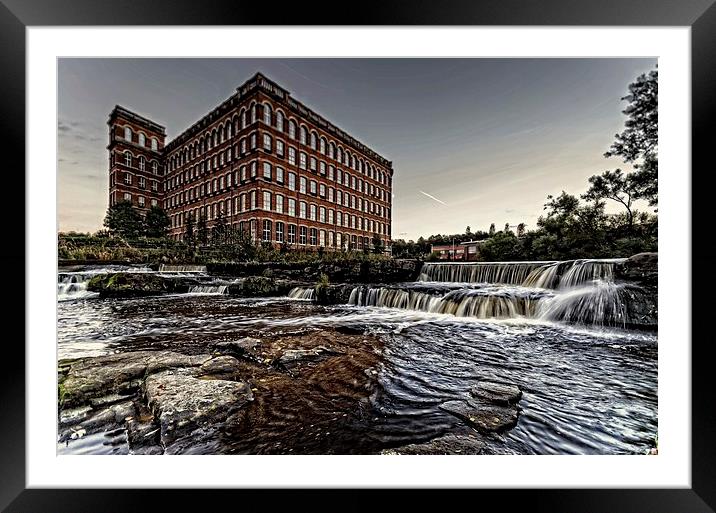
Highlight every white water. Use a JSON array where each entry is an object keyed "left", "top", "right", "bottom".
[
  {"left": 158, "top": 264, "right": 207, "bottom": 273},
  {"left": 288, "top": 287, "right": 315, "bottom": 300},
  {"left": 188, "top": 285, "right": 228, "bottom": 295},
  {"left": 349, "top": 258, "right": 643, "bottom": 328},
  {"left": 57, "top": 266, "right": 152, "bottom": 301}
]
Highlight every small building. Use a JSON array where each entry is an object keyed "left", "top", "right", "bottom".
[{"left": 430, "top": 240, "right": 486, "bottom": 261}]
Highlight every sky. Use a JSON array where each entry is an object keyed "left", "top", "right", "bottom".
[{"left": 58, "top": 58, "right": 656, "bottom": 240}]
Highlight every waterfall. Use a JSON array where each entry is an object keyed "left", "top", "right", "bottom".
[
  {"left": 537, "top": 280, "right": 629, "bottom": 327},
  {"left": 419, "top": 262, "right": 554, "bottom": 285},
  {"left": 58, "top": 273, "right": 98, "bottom": 301},
  {"left": 188, "top": 285, "right": 227, "bottom": 294},
  {"left": 419, "top": 259, "right": 625, "bottom": 290},
  {"left": 159, "top": 264, "right": 207, "bottom": 273},
  {"left": 348, "top": 285, "right": 548, "bottom": 320},
  {"left": 288, "top": 287, "right": 315, "bottom": 300}
]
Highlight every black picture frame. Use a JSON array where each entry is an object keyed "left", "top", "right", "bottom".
[{"left": 2, "top": 1, "right": 713, "bottom": 511}]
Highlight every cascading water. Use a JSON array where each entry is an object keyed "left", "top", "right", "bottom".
[
  {"left": 288, "top": 287, "right": 315, "bottom": 300},
  {"left": 58, "top": 273, "right": 98, "bottom": 301},
  {"left": 188, "top": 285, "right": 228, "bottom": 295},
  {"left": 348, "top": 258, "right": 645, "bottom": 328},
  {"left": 158, "top": 264, "right": 207, "bottom": 273}
]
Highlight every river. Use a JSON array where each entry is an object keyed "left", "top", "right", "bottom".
[{"left": 57, "top": 259, "right": 658, "bottom": 455}]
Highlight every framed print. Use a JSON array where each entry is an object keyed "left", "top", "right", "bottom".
[{"left": 3, "top": 0, "right": 715, "bottom": 511}]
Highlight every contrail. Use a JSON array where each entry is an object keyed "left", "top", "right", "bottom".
[{"left": 419, "top": 190, "right": 448, "bottom": 206}]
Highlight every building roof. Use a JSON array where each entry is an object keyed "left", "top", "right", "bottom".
[{"left": 108, "top": 105, "right": 166, "bottom": 134}]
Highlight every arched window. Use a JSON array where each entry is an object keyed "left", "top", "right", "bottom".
[
  {"left": 300, "top": 126, "right": 307, "bottom": 145},
  {"left": 124, "top": 127, "right": 132, "bottom": 142},
  {"left": 310, "top": 131, "right": 317, "bottom": 150},
  {"left": 320, "top": 137, "right": 326, "bottom": 154},
  {"left": 240, "top": 109, "right": 247, "bottom": 128},
  {"left": 251, "top": 103, "right": 257, "bottom": 123},
  {"left": 328, "top": 142, "right": 335, "bottom": 159},
  {"left": 138, "top": 133, "right": 145, "bottom": 147},
  {"left": 151, "top": 138, "right": 158, "bottom": 151},
  {"left": 263, "top": 103, "right": 272, "bottom": 125},
  {"left": 276, "top": 110, "right": 284, "bottom": 132},
  {"left": 288, "top": 120, "right": 297, "bottom": 140}
]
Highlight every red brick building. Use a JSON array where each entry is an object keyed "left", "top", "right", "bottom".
[{"left": 107, "top": 72, "right": 394, "bottom": 252}]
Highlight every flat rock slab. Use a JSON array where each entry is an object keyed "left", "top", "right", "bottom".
[
  {"left": 470, "top": 381, "right": 522, "bottom": 406},
  {"left": 439, "top": 400, "right": 519, "bottom": 434},
  {"left": 213, "top": 338, "right": 262, "bottom": 358},
  {"left": 382, "top": 434, "right": 486, "bottom": 455},
  {"left": 278, "top": 346, "right": 342, "bottom": 367},
  {"left": 144, "top": 368, "right": 253, "bottom": 451},
  {"left": 61, "top": 351, "right": 210, "bottom": 407},
  {"left": 198, "top": 355, "right": 243, "bottom": 378}
]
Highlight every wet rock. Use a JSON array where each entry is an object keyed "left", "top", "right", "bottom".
[
  {"left": 144, "top": 368, "right": 253, "bottom": 452},
  {"left": 198, "top": 356, "right": 243, "bottom": 379},
  {"left": 439, "top": 400, "right": 519, "bottom": 434},
  {"left": 61, "top": 351, "right": 210, "bottom": 407},
  {"left": 213, "top": 337, "right": 261, "bottom": 357},
  {"left": 382, "top": 434, "right": 486, "bottom": 455},
  {"left": 87, "top": 272, "right": 169, "bottom": 298},
  {"left": 616, "top": 252, "right": 657, "bottom": 286},
  {"left": 277, "top": 346, "right": 342, "bottom": 368},
  {"left": 470, "top": 382, "right": 522, "bottom": 406}
]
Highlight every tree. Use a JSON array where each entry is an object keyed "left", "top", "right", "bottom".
[
  {"left": 504, "top": 223, "right": 511, "bottom": 234},
  {"left": 582, "top": 169, "right": 639, "bottom": 230},
  {"left": 211, "top": 208, "right": 227, "bottom": 244},
  {"left": 516, "top": 223, "right": 526, "bottom": 237},
  {"left": 184, "top": 212, "right": 195, "bottom": 246},
  {"left": 465, "top": 226, "right": 472, "bottom": 236},
  {"left": 605, "top": 68, "right": 658, "bottom": 206},
  {"left": 489, "top": 223, "right": 496, "bottom": 236},
  {"left": 103, "top": 201, "right": 144, "bottom": 239},
  {"left": 144, "top": 205, "right": 171, "bottom": 238},
  {"left": 372, "top": 233, "right": 384, "bottom": 254},
  {"left": 197, "top": 212, "right": 208, "bottom": 245}
]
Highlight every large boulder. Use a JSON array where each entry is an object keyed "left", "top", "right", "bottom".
[
  {"left": 143, "top": 368, "right": 253, "bottom": 452},
  {"left": 382, "top": 434, "right": 486, "bottom": 455},
  {"left": 470, "top": 381, "right": 522, "bottom": 406},
  {"left": 60, "top": 351, "right": 209, "bottom": 408},
  {"left": 616, "top": 252, "right": 657, "bottom": 287},
  {"left": 439, "top": 400, "right": 520, "bottom": 434},
  {"left": 87, "top": 272, "right": 169, "bottom": 298}
]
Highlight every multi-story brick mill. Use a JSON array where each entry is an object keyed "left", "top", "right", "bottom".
[{"left": 107, "top": 72, "right": 393, "bottom": 252}]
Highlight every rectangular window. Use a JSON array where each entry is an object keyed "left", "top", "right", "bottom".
[
  {"left": 319, "top": 161, "right": 326, "bottom": 175},
  {"left": 241, "top": 166, "right": 247, "bottom": 181},
  {"left": 299, "top": 226, "right": 307, "bottom": 245},
  {"left": 309, "top": 204, "right": 316, "bottom": 221},
  {"left": 319, "top": 206, "right": 326, "bottom": 223},
  {"left": 275, "top": 194, "right": 284, "bottom": 214},
  {"left": 288, "top": 147, "right": 296, "bottom": 166},
  {"left": 263, "top": 191, "right": 272, "bottom": 211},
  {"left": 299, "top": 152, "right": 307, "bottom": 170},
  {"left": 151, "top": 180, "right": 158, "bottom": 192},
  {"left": 138, "top": 196, "right": 145, "bottom": 208},
  {"left": 124, "top": 192, "right": 132, "bottom": 202},
  {"left": 300, "top": 177, "right": 307, "bottom": 194},
  {"left": 276, "top": 167, "right": 284, "bottom": 183},
  {"left": 263, "top": 134, "right": 272, "bottom": 151},
  {"left": 276, "top": 140, "right": 284, "bottom": 157},
  {"left": 299, "top": 201, "right": 307, "bottom": 219},
  {"left": 241, "top": 139, "right": 247, "bottom": 154},
  {"left": 310, "top": 180, "right": 317, "bottom": 195},
  {"left": 250, "top": 133, "right": 257, "bottom": 149},
  {"left": 328, "top": 166, "right": 334, "bottom": 181},
  {"left": 336, "top": 211, "right": 342, "bottom": 227},
  {"left": 328, "top": 209, "right": 334, "bottom": 225},
  {"left": 276, "top": 222, "right": 285, "bottom": 243},
  {"left": 288, "top": 224, "right": 296, "bottom": 244},
  {"left": 250, "top": 191, "right": 257, "bottom": 209},
  {"left": 319, "top": 184, "right": 326, "bottom": 197},
  {"left": 262, "top": 220, "right": 272, "bottom": 242},
  {"left": 328, "top": 188, "right": 334, "bottom": 202},
  {"left": 138, "top": 177, "right": 146, "bottom": 189},
  {"left": 151, "top": 199, "right": 158, "bottom": 207},
  {"left": 319, "top": 230, "right": 325, "bottom": 247},
  {"left": 310, "top": 156, "right": 317, "bottom": 172},
  {"left": 124, "top": 173, "right": 131, "bottom": 185},
  {"left": 263, "top": 162, "right": 272, "bottom": 179},
  {"left": 288, "top": 199, "right": 296, "bottom": 217},
  {"left": 288, "top": 172, "right": 296, "bottom": 191},
  {"left": 309, "top": 228, "right": 317, "bottom": 246},
  {"left": 251, "top": 161, "right": 257, "bottom": 177}
]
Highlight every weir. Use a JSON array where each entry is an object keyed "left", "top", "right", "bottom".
[
  {"left": 158, "top": 264, "right": 207, "bottom": 273},
  {"left": 288, "top": 287, "right": 315, "bottom": 300},
  {"left": 188, "top": 285, "right": 228, "bottom": 294}
]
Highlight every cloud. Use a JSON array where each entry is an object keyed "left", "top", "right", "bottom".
[{"left": 419, "top": 190, "right": 448, "bottom": 206}]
